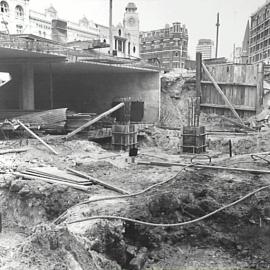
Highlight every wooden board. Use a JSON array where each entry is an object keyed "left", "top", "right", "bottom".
[{"left": 27, "top": 167, "right": 91, "bottom": 184}]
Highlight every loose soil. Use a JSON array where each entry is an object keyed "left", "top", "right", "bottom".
[
  {"left": 1, "top": 133, "right": 270, "bottom": 269},
  {"left": 1, "top": 73, "right": 270, "bottom": 269}
]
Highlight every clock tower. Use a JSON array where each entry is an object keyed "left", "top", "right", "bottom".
[{"left": 123, "top": 2, "right": 139, "bottom": 57}]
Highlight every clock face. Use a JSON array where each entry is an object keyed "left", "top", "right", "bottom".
[{"left": 128, "top": 17, "right": 136, "bottom": 26}]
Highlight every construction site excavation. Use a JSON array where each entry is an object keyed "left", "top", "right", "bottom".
[{"left": 1, "top": 0, "right": 270, "bottom": 269}]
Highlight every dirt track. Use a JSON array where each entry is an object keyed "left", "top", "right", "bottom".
[{"left": 1, "top": 135, "right": 270, "bottom": 269}]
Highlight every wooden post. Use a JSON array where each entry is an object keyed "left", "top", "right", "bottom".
[
  {"left": 256, "top": 62, "right": 264, "bottom": 114},
  {"left": 49, "top": 63, "right": 54, "bottom": 109},
  {"left": 65, "top": 102, "right": 125, "bottom": 140},
  {"left": 202, "top": 63, "right": 245, "bottom": 126},
  {"left": 229, "top": 139, "right": 232, "bottom": 157},
  {"left": 109, "top": 0, "right": 113, "bottom": 54},
  {"left": 196, "top": 52, "right": 202, "bottom": 98}
]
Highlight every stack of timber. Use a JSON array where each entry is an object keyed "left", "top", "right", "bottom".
[{"left": 14, "top": 167, "right": 92, "bottom": 192}]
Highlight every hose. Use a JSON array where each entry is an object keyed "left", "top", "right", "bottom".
[
  {"left": 67, "top": 184, "right": 270, "bottom": 227},
  {"left": 53, "top": 165, "right": 192, "bottom": 224}
]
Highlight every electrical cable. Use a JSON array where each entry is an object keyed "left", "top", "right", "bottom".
[
  {"left": 67, "top": 184, "right": 270, "bottom": 227},
  {"left": 53, "top": 164, "right": 192, "bottom": 224}
]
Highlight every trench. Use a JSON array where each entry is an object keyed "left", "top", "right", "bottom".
[{"left": 1, "top": 168, "right": 270, "bottom": 269}]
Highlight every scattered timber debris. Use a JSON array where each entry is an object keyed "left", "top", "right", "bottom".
[
  {"left": 13, "top": 166, "right": 129, "bottom": 194},
  {"left": 13, "top": 120, "right": 58, "bottom": 155},
  {"left": 0, "top": 148, "right": 28, "bottom": 155},
  {"left": 14, "top": 167, "right": 92, "bottom": 191}
]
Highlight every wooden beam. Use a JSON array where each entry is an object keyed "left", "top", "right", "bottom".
[
  {"left": 200, "top": 103, "right": 256, "bottom": 112},
  {"left": 256, "top": 62, "right": 264, "bottom": 114},
  {"left": 138, "top": 161, "right": 270, "bottom": 174},
  {"left": 196, "top": 52, "right": 202, "bottom": 97},
  {"left": 14, "top": 172, "right": 89, "bottom": 192},
  {"left": 65, "top": 102, "right": 125, "bottom": 140},
  {"left": 0, "top": 148, "right": 28, "bottom": 155},
  {"left": 201, "top": 81, "right": 256, "bottom": 87},
  {"left": 220, "top": 116, "right": 256, "bottom": 132},
  {"left": 202, "top": 63, "right": 245, "bottom": 126},
  {"left": 49, "top": 63, "right": 54, "bottom": 109},
  {"left": 67, "top": 168, "right": 129, "bottom": 194},
  {"left": 16, "top": 120, "right": 58, "bottom": 155}
]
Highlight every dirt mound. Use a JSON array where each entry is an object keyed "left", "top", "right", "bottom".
[
  {"left": 2, "top": 224, "right": 121, "bottom": 270},
  {"left": 208, "top": 130, "right": 270, "bottom": 155},
  {"left": 140, "top": 126, "right": 181, "bottom": 154},
  {"left": 160, "top": 74, "right": 196, "bottom": 128}
]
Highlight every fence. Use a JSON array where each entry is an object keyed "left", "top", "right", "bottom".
[{"left": 196, "top": 53, "right": 263, "bottom": 119}]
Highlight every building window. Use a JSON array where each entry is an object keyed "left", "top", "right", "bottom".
[
  {"left": 16, "top": 24, "right": 23, "bottom": 34},
  {"left": 15, "top": 5, "right": 24, "bottom": 18},
  {"left": 118, "top": 40, "right": 122, "bottom": 52},
  {"left": 128, "top": 42, "right": 130, "bottom": 54},
  {"left": 118, "top": 29, "right": 121, "bottom": 36},
  {"left": 0, "top": 1, "right": 9, "bottom": 13},
  {"left": 133, "top": 46, "right": 136, "bottom": 53}
]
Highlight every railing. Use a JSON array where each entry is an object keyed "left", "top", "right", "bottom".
[
  {"left": 0, "top": 32, "right": 160, "bottom": 70},
  {"left": 0, "top": 32, "right": 67, "bottom": 57}
]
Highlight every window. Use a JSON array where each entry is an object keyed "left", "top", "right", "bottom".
[
  {"left": 128, "top": 42, "right": 130, "bottom": 54},
  {"left": 15, "top": 5, "right": 23, "bottom": 17},
  {"left": 133, "top": 46, "right": 136, "bottom": 53},
  {"left": 0, "top": 1, "right": 8, "bottom": 13},
  {"left": 118, "top": 40, "right": 122, "bottom": 52},
  {"left": 16, "top": 24, "right": 23, "bottom": 34},
  {"left": 118, "top": 29, "right": 121, "bottom": 36}
]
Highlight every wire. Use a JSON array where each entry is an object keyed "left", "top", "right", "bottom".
[
  {"left": 53, "top": 165, "right": 192, "bottom": 224},
  {"left": 67, "top": 184, "right": 270, "bottom": 227}
]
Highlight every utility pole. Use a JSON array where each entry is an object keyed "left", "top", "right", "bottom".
[
  {"left": 109, "top": 0, "right": 113, "bottom": 55},
  {"left": 215, "top": 12, "right": 220, "bottom": 58}
]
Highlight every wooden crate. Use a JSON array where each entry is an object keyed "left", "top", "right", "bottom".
[
  {"left": 112, "top": 124, "right": 138, "bottom": 151},
  {"left": 182, "top": 126, "right": 206, "bottom": 153}
]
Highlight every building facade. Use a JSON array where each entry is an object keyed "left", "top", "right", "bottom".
[
  {"left": 247, "top": 0, "right": 270, "bottom": 63},
  {"left": 196, "top": 39, "right": 214, "bottom": 60},
  {"left": 139, "top": 22, "right": 188, "bottom": 70},
  {"left": 0, "top": 0, "right": 139, "bottom": 58},
  {"left": 98, "top": 2, "right": 140, "bottom": 58}
]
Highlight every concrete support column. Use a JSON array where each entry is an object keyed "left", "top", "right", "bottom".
[{"left": 21, "top": 63, "right": 34, "bottom": 110}]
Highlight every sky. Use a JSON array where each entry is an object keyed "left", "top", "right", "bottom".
[{"left": 30, "top": 0, "right": 268, "bottom": 60}]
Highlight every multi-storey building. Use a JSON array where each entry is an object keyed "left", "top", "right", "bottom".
[
  {"left": 139, "top": 22, "right": 188, "bottom": 70},
  {"left": 196, "top": 39, "right": 214, "bottom": 60},
  {"left": 0, "top": 0, "right": 139, "bottom": 58},
  {"left": 98, "top": 2, "right": 140, "bottom": 58},
  {"left": 248, "top": 0, "right": 270, "bottom": 63}
]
